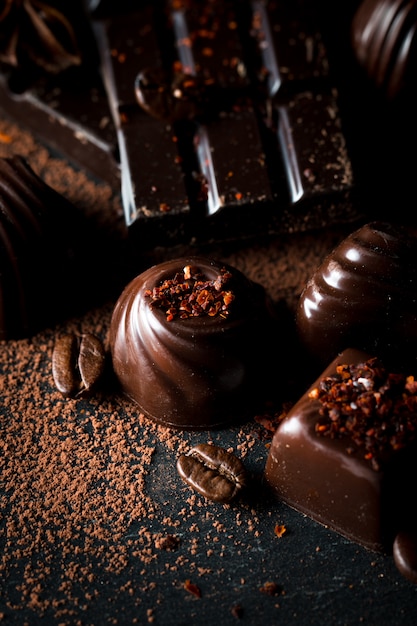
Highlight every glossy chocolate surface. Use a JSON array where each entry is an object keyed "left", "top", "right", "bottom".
[
  {"left": 265, "top": 348, "right": 417, "bottom": 553},
  {"left": 296, "top": 221, "right": 417, "bottom": 370},
  {"left": 109, "top": 257, "right": 276, "bottom": 430}
]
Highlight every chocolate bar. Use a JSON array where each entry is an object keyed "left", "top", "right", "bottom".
[
  {"left": 265, "top": 347, "right": 417, "bottom": 554},
  {"left": 92, "top": 0, "right": 359, "bottom": 246},
  {"left": 0, "top": 1, "right": 361, "bottom": 246}
]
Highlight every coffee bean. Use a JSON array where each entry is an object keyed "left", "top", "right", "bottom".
[
  {"left": 78, "top": 333, "right": 106, "bottom": 394},
  {"left": 52, "top": 332, "right": 106, "bottom": 397},
  {"left": 176, "top": 443, "right": 247, "bottom": 503}
]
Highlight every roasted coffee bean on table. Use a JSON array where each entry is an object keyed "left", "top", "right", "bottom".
[
  {"left": 176, "top": 443, "right": 247, "bottom": 503},
  {"left": 52, "top": 333, "right": 106, "bottom": 397}
]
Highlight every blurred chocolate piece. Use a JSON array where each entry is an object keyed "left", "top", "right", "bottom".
[
  {"left": 0, "top": 68, "right": 120, "bottom": 187},
  {"left": 296, "top": 221, "right": 417, "bottom": 370},
  {"left": 0, "top": 1, "right": 120, "bottom": 187},
  {"left": 0, "top": 155, "right": 83, "bottom": 340},
  {"left": 0, "top": 1, "right": 82, "bottom": 74},
  {"left": 93, "top": 0, "right": 358, "bottom": 246},
  {"left": 109, "top": 256, "right": 277, "bottom": 430},
  {"left": 393, "top": 531, "right": 417, "bottom": 583},
  {"left": 265, "top": 347, "right": 417, "bottom": 553},
  {"left": 351, "top": 0, "right": 417, "bottom": 99}
]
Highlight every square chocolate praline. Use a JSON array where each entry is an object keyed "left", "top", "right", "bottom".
[{"left": 265, "top": 348, "right": 417, "bottom": 553}]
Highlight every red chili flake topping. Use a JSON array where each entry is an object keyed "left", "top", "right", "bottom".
[
  {"left": 0, "top": 132, "right": 12, "bottom": 144},
  {"left": 184, "top": 579, "right": 202, "bottom": 597},
  {"left": 145, "top": 264, "right": 235, "bottom": 321},
  {"left": 310, "top": 358, "right": 417, "bottom": 470},
  {"left": 274, "top": 524, "right": 287, "bottom": 538},
  {"left": 259, "top": 581, "right": 281, "bottom": 596}
]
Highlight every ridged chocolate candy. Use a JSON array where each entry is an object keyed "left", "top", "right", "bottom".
[
  {"left": 351, "top": 0, "right": 417, "bottom": 99},
  {"left": 296, "top": 221, "right": 417, "bottom": 369},
  {"left": 109, "top": 257, "right": 277, "bottom": 430}
]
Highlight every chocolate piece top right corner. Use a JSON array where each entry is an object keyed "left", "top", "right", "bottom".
[{"left": 91, "top": 0, "right": 362, "bottom": 247}]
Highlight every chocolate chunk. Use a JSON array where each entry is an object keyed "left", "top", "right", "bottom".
[
  {"left": 0, "top": 1, "right": 360, "bottom": 246},
  {"left": 265, "top": 347, "right": 417, "bottom": 553}
]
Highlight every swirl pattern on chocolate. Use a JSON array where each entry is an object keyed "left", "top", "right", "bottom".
[
  {"left": 296, "top": 221, "right": 417, "bottom": 368},
  {"left": 0, "top": 155, "right": 81, "bottom": 339},
  {"left": 109, "top": 257, "right": 276, "bottom": 430},
  {"left": 351, "top": 0, "right": 417, "bottom": 99}
]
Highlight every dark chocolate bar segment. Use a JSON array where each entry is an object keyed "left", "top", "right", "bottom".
[
  {"left": 251, "top": 0, "right": 330, "bottom": 97},
  {"left": 93, "top": 6, "right": 191, "bottom": 226},
  {"left": 172, "top": 3, "right": 273, "bottom": 215},
  {"left": 276, "top": 91, "right": 353, "bottom": 207}
]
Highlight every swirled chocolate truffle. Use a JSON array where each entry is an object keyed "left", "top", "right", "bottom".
[
  {"left": 109, "top": 257, "right": 277, "bottom": 430},
  {"left": 296, "top": 221, "right": 417, "bottom": 369},
  {"left": 0, "top": 155, "right": 81, "bottom": 340}
]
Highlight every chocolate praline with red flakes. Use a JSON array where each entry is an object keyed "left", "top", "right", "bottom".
[
  {"left": 109, "top": 256, "right": 277, "bottom": 430},
  {"left": 265, "top": 347, "right": 417, "bottom": 554}
]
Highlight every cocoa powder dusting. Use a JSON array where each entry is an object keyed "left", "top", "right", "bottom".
[{"left": 1, "top": 114, "right": 389, "bottom": 624}]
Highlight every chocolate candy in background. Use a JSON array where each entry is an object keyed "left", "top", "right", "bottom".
[
  {"left": 296, "top": 221, "right": 417, "bottom": 372},
  {"left": 351, "top": 0, "right": 417, "bottom": 100},
  {"left": 0, "top": 155, "right": 90, "bottom": 340},
  {"left": 338, "top": 0, "right": 417, "bottom": 220},
  {"left": 393, "top": 531, "right": 417, "bottom": 584},
  {"left": 0, "top": 0, "right": 120, "bottom": 189},
  {"left": 109, "top": 256, "right": 280, "bottom": 430},
  {"left": 265, "top": 347, "right": 417, "bottom": 559}
]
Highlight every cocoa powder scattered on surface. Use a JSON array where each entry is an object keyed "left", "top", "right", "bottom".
[{"left": 1, "top": 113, "right": 387, "bottom": 625}]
